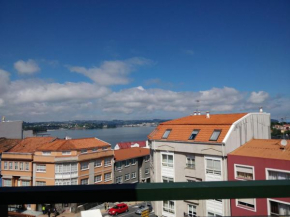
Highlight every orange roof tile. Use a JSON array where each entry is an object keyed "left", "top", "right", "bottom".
[
  {"left": 114, "top": 147, "right": 150, "bottom": 161},
  {"left": 229, "top": 139, "right": 290, "bottom": 161},
  {"left": 8, "top": 137, "right": 56, "bottom": 153},
  {"left": 0, "top": 138, "right": 21, "bottom": 153},
  {"left": 148, "top": 113, "right": 247, "bottom": 143},
  {"left": 36, "top": 137, "right": 110, "bottom": 151}
]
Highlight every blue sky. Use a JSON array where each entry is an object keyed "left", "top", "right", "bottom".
[{"left": 0, "top": 0, "right": 289, "bottom": 121}]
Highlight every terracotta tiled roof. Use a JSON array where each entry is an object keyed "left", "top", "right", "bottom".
[
  {"left": 229, "top": 139, "right": 290, "bottom": 161},
  {"left": 0, "top": 138, "right": 21, "bottom": 153},
  {"left": 116, "top": 141, "right": 146, "bottom": 149},
  {"left": 8, "top": 137, "right": 56, "bottom": 153},
  {"left": 114, "top": 147, "right": 150, "bottom": 161},
  {"left": 148, "top": 113, "right": 247, "bottom": 143},
  {"left": 37, "top": 137, "right": 111, "bottom": 151}
]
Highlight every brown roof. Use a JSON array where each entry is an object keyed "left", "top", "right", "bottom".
[
  {"left": 8, "top": 137, "right": 56, "bottom": 153},
  {"left": 229, "top": 139, "right": 290, "bottom": 161},
  {"left": 36, "top": 137, "right": 110, "bottom": 151},
  {"left": 0, "top": 138, "right": 21, "bottom": 153},
  {"left": 114, "top": 147, "right": 150, "bottom": 161},
  {"left": 148, "top": 113, "right": 247, "bottom": 143}
]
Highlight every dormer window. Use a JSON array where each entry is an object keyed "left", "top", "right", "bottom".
[
  {"left": 189, "top": 130, "right": 199, "bottom": 140},
  {"left": 209, "top": 130, "right": 221, "bottom": 141},
  {"left": 162, "top": 129, "right": 171, "bottom": 139},
  {"left": 81, "top": 149, "right": 87, "bottom": 154}
]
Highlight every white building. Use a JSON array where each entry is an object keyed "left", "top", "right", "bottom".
[{"left": 148, "top": 112, "right": 271, "bottom": 217}]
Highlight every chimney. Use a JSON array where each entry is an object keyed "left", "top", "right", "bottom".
[
  {"left": 206, "top": 111, "right": 210, "bottom": 118},
  {"left": 193, "top": 111, "right": 197, "bottom": 116},
  {"left": 65, "top": 136, "right": 72, "bottom": 140},
  {"left": 259, "top": 107, "right": 263, "bottom": 113},
  {"left": 1, "top": 116, "right": 5, "bottom": 122},
  {"left": 198, "top": 111, "right": 201, "bottom": 115}
]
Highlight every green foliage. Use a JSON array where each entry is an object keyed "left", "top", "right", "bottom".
[{"left": 271, "top": 128, "right": 282, "bottom": 136}]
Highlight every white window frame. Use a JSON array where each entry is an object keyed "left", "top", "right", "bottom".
[
  {"left": 3, "top": 179, "right": 12, "bottom": 187},
  {"left": 81, "top": 178, "right": 88, "bottom": 185},
  {"left": 104, "top": 158, "right": 111, "bottom": 167},
  {"left": 125, "top": 173, "right": 130, "bottom": 181},
  {"left": 20, "top": 162, "right": 23, "bottom": 171},
  {"left": 25, "top": 162, "right": 29, "bottom": 171},
  {"left": 163, "top": 200, "right": 175, "bottom": 214},
  {"left": 4, "top": 161, "right": 7, "bottom": 170},
  {"left": 42, "top": 151, "right": 51, "bottom": 156},
  {"left": 36, "top": 164, "right": 46, "bottom": 173},
  {"left": 234, "top": 164, "right": 255, "bottom": 180},
  {"left": 162, "top": 176, "right": 174, "bottom": 183},
  {"left": 104, "top": 172, "right": 112, "bottom": 182},
  {"left": 266, "top": 168, "right": 290, "bottom": 180},
  {"left": 131, "top": 172, "right": 136, "bottom": 179},
  {"left": 62, "top": 151, "right": 71, "bottom": 155},
  {"left": 14, "top": 162, "right": 18, "bottom": 170},
  {"left": 131, "top": 158, "right": 136, "bottom": 165},
  {"left": 36, "top": 181, "right": 46, "bottom": 186},
  {"left": 80, "top": 162, "right": 89, "bottom": 170},
  {"left": 124, "top": 160, "right": 130, "bottom": 167},
  {"left": 267, "top": 198, "right": 290, "bottom": 216},
  {"left": 186, "top": 156, "right": 195, "bottom": 169},
  {"left": 205, "top": 156, "right": 222, "bottom": 176},
  {"left": 21, "top": 180, "right": 30, "bottom": 186},
  {"left": 116, "top": 176, "right": 122, "bottom": 184},
  {"left": 94, "top": 175, "right": 102, "bottom": 183},
  {"left": 9, "top": 162, "right": 12, "bottom": 170},
  {"left": 161, "top": 153, "right": 174, "bottom": 168},
  {"left": 236, "top": 198, "right": 256, "bottom": 212},
  {"left": 116, "top": 161, "right": 122, "bottom": 170},
  {"left": 188, "top": 204, "right": 197, "bottom": 217},
  {"left": 94, "top": 160, "right": 102, "bottom": 168}
]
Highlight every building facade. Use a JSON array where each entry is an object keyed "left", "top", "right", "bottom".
[
  {"left": 228, "top": 139, "right": 290, "bottom": 216},
  {"left": 148, "top": 112, "right": 271, "bottom": 217},
  {"left": 1, "top": 137, "right": 114, "bottom": 211},
  {"left": 114, "top": 147, "right": 150, "bottom": 184}
]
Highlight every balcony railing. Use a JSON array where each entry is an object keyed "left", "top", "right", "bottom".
[{"left": 0, "top": 180, "right": 290, "bottom": 216}]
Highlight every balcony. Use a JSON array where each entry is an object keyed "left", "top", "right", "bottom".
[{"left": 0, "top": 180, "right": 289, "bottom": 216}]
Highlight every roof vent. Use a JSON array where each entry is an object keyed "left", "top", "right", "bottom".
[
  {"left": 2, "top": 116, "right": 5, "bottom": 122},
  {"left": 198, "top": 111, "right": 201, "bottom": 115},
  {"left": 193, "top": 111, "right": 197, "bottom": 116},
  {"left": 65, "top": 136, "right": 72, "bottom": 140},
  {"left": 259, "top": 107, "right": 263, "bottom": 113},
  {"left": 206, "top": 111, "right": 210, "bottom": 118}
]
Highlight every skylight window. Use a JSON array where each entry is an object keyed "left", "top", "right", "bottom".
[
  {"left": 209, "top": 130, "right": 221, "bottom": 141},
  {"left": 189, "top": 130, "right": 199, "bottom": 140},
  {"left": 162, "top": 129, "right": 171, "bottom": 139}
]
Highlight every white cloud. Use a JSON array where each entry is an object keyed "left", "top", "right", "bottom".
[
  {"left": 14, "top": 59, "right": 40, "bottom": 74},
  {"left": 248, "top": 91, "right": 269, "bottom": 104},
  {"left": 69, "top": 57, "right": 152, "bottom": 86},
  {"left": 0, "top": 69, "right": 10, "bottom": 95}
]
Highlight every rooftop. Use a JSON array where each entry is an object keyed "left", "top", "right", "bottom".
[
  {"left": 114, "top": 147, "right": 150, "bottom": 161},
  {"left": 0, "top": 138, "right": 21, "bottom": 153},
  {"left": 148, "top": 113, "right": 247, "bottom": 143},
  {"left": 116, "top": 141, "right": 146, "bottom": 149},
  {"left": 229, "top": 139, "right": 290, "bottom": 160},
  {"left": 8, "top": 137, "right": 56, "bottom": 153}
]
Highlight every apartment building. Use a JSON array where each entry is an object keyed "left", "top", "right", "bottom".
[
  {"left": 228, "top": 139, "right": 290, "bottom": 216},
  {"left": 1, "top": 137, "right": 114, "bottom": 211},
  {"left": 114, "top": 147, "right": 150, "bottom": 184},
  {"left": 148, "top": 112, "right": 270, "bottom": 217}
]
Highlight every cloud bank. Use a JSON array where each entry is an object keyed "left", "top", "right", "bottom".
[{"left": 14, "top": 59, "right": 40, "bottom": 75}]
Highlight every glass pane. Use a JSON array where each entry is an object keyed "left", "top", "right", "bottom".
[
  {"left": 210, "top": 130, "right": 221, "bottom": 141},
  {"left": 207, "top": 159, "right": 213, "bottom": 169},
  {"left": 162, "top": 130, "right": 171, "bottom": 139},
  {"left": 214, "top": 160, "right": 221, "bottom": 170},
  {"left": 168, "top": 155, "right": 173, "bottom": 164}
]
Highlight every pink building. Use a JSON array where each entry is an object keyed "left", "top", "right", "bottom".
[{"left": 228, "top": 139, "right": 290, "bottom": 216}]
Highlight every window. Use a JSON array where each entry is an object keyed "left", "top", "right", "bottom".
[
  {"left": 25, "top": 162, "right": 29, "bottom": 171},
  {"left": 36, "top": 181, "right": 46, "bottom": 186},
  {"left": 102, "top": 147, "right": 108, "bottom": 150},
  {"left": 186, "top": 156, "right": 195, "bottom": 169},
  {"left": 188, "top": 204, "right": 196, "bottom": 217},
  {"left": 116, "top": 176, "right": 122, "bottom": 184},
  {"left": 124, "top": 160, "right": 130, "bottom": 167},
  {"left": 209, "top": 130, "right": 221, "bottom": 141},
  {"left": 163, "top": 176, "right": 173, "bottom": 183},
  {"left": 9, "top": 162, "right": 12, "bottom": 170},
  {"left": 206, "top": 158, "right": 221, "bottom": 175},
  {"left": 62, "top": 151, "right": 71, "bottom": 155},
  {"left": 145, "top": 168, "right": 149, "bottom": 174},
  {"left": 163, "top": 201, "right": 175, "bottom": 214},
  {"left": 131, "top": 158, "right": 136, "bottom": 165},
  {"left": 42, "top": 151, "right": 51, "bottom": 155},
  {"left": 104, "top": 158, "right": 111, "bottom": 167},
  {"left": 14, "top": 162, "right": 18, "bottom": 170},
  {"left": 94, "top": 160, "right": 102, "bottom": 167},
  {"left": 81, "top": 149, "right": 87, "bottom": 154},
  {"left": 81, "top": 162, "right": 89, "bottom": 170},
  {"left": 162, "top": 129, "right": 171, "bottom": 139},
  {"left": 144, "top": 155, "right": 149, "bottom": 162},
  {"left": 125, "top": 173, "right": 130, "bottom": 181},
  {"left": 236, "top": 198, "right": 255, "bottom": 210},
  {"left": 92, "top": 148, "right": 97, "bottom": 152},
  {"left": 71, "top": 178, "right": 77, "bottom": 185},
  {"left": 4, "top": 161, "right": 7, "bottom": 170},
  {"left": 81, "top": 178, "right": 88, "bottom": 185},
  {"left": 3, "top": 179, "right": 12, "bottom": 187},
  {"left": 116, "top": 162, "right": 122, "bottom": 170},
  {"left": 189, "top": 130, "right": 199, "bottom": 140},
  {"left": 270, "top": 201, "right": 290, "bottom": 216},
  {"left": 131, "top": 172, "right": 136, "bottom": 179},
  {"left": 235, "top": 165, "right": 254, "bottom": 180},
  {"left": 104, "top": 172, "right": 112, "bottom": 182},
  {"left": 162, "top": 154, "right": 173, "bottom": 167},
  {"left": 268, "top": 170, "right": 290, "bottom": 180},
  {"left": 207, "top": 212, "right": 222, "bottom": 217},
  {"left": 36, "top": 164, "right": 46, "bottom": 172},
  {"left": 22, "top": 180, "right": 30, "bottom": 186},
  {"left": 94, "top": 175, "right": 102, "bottom": 183},
  {"left": 20, "top": 162, "right": 23, "bottom": 171}
]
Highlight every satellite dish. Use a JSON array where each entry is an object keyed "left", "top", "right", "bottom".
[{"left": 281, "top": 139, "right": 287, "bottom": 147}]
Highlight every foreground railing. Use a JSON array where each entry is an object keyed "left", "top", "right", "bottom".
[{"left": 0, "top": 180, "right": 290, "bottom": 216}]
